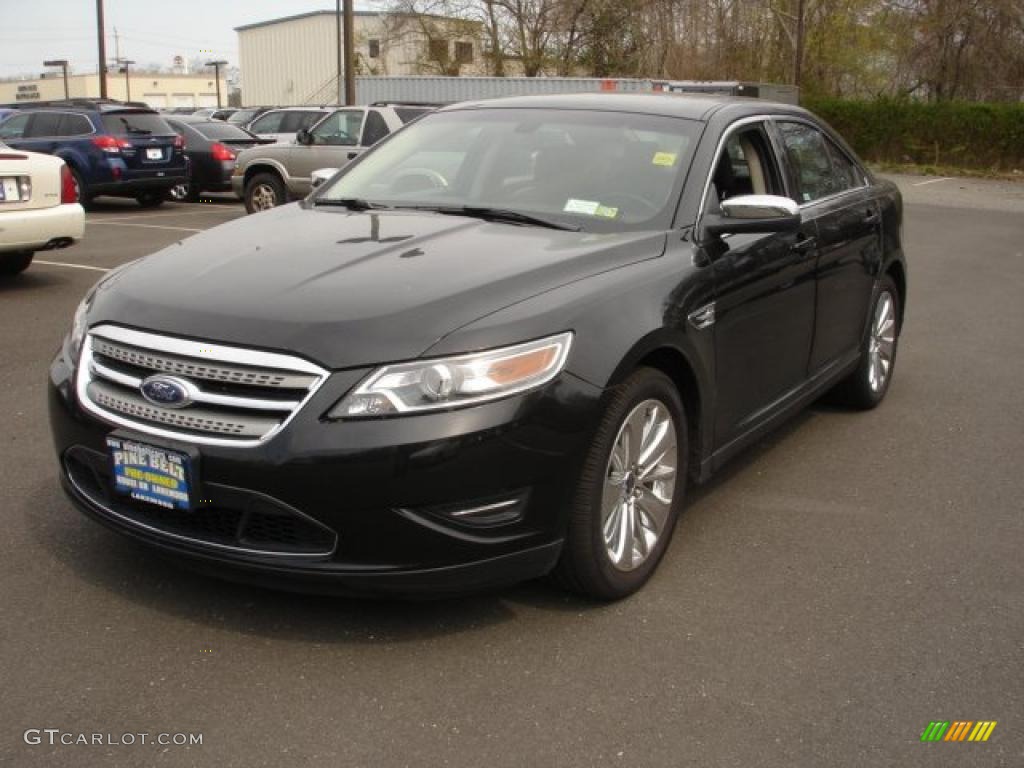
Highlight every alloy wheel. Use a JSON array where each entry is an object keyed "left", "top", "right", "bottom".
[
  {"left": 601, "top": 399, "right": 678, "bottom": 572},
  {"left": 251, "top": 183, "right": 278, "bottom": 211},
  {"left": 868, "top": 290, "right": 896, "bottom": 392}
]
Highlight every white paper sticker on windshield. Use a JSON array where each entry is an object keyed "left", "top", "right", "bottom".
[{"left": 564, "top": 198, "right": 600, "bottom": 215}]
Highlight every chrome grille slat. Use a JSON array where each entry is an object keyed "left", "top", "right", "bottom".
[
  {"left": 88, "top": 381, "right": 278, "bottom": 437},
  {"left": 77, "top": 325, "right": 329, "bottom": 447},
  {"left": 91, "top": 337, "right": 318, "bottom": 389}
]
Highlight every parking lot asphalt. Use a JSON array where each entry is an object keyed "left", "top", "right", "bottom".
[{"left": 2, "top": 178, "right": 1022, "bottom": 767}]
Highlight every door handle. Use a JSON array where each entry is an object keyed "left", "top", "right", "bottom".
[
  {"left": 347, "top": 151, "right": 358, "bottom": 160},
  {"left": 863, "top": 209, "right": 880, "bottom": 224},
  {"left": 791, "top": 235, "right": 817, "bottom": 255}
]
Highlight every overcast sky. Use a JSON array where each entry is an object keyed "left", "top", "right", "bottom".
[{"left": 0, "top": 0, "right": 379, "bottom": 78}]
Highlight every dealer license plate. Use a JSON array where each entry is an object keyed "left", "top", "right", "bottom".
[{"left": 107, "top": 437, "right": 191, "bottom": 511}]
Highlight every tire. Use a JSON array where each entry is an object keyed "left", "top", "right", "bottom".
[
  {"left": 136, "top": 192, "right": 165, "bottom": 208},
  {"left": 244, "top": 172, "right": 286, "bottom": 214},
  {"left": 167, "top": 182, "right": 199, "bottom": 203},
  {"left": 70, "top": 168, "right": 94, "bottom": 210},
  {"left": 0, "top": 251, "right": 34, "bottom": 276},
  {"left": 831, "top": 275, "right": 901, "bottom": 409},
  {"left": 555, "top": 367, "right": 688, "bottom": 600}
]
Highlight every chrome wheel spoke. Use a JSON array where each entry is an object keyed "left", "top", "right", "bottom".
[{"left": 600, "top": 399, "right": 678, "bottom": 572}]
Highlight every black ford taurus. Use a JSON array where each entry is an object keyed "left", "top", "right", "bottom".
[{"left": 49, "top": 94, "right": 905, "bottom": 599}]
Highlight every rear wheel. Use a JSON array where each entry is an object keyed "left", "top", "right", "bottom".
[
  {"left": 70, "top": 168, "right": 94, "bottom": 210},
  {"left": 244, "top": 172, "right": 286, "bottom": 213},
  {"left": 0, "top": 251, "right": 34, "bottom": 276},
  {"left": 555, "top": 368, "right": 687, "bottom": 599},
  {"left": 832, "top": 275, "right": 901, "bottom": 409},
  {"left": 136, "top": 192, "right": 165, "bottom": 208}
]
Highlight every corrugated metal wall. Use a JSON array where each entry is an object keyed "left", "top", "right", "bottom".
[{"left": 352, "top": 76, "right": 654, "bottom": 105}]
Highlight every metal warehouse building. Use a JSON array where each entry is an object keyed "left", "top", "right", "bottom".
[{"left": 237, "top": 10, "right": 486, "bottom": 106}]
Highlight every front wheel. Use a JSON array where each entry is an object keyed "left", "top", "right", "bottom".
[
  {"left": 555, "top": 368, "right": 687, "bottom": 599},
  {"left": 244, "top": 172, "right": 286, "bottom": 214},
  {"left": 832, "top": 275, "right": 901, "bottom": 409},
  {"left": 0, "top": 251, "right": 34, "bottom": 276}
]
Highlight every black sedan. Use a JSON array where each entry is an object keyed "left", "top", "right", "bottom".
[
  {"left": 164, "top": 117, "right": 269, "bottom": 201},
  {"left": 49, "top": 94, "right": 906, "bottom": 599}
]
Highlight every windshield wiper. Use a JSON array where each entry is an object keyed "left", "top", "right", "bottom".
[
  {"left": 404, "top": 205, "right": 581, "bottom": 232},
  {"left": 314, "top": 197, "right": 389, "bottom": 210}
]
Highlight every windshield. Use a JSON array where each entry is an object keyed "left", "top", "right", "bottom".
[
  {"left": 101, "top": 111, "right": 175, "bottom": 136},
  {"left": 317, "top": 108, "right": 699, "bottom": 231}
]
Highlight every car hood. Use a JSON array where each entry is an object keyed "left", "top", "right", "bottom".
[{"left": 88, "top": 203, "right": 666, "bottom": 369}]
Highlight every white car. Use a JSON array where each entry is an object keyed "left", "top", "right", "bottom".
[
  {"left": 245, "top": 107, "right": 333, "bottom": 144},
  {"left": 0, "top": 143, "right": 84, "bottom": 275}
]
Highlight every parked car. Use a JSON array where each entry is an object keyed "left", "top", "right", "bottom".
[
  {"left": 49, "top": 93, "right": 906, "bottom": 599},
  {"left": 192, "top": 108, "right": 236, "bottom": 121},
  {"left": 0, "top": 142, "right": 84, "bottom": 275},
  {"left": 0, "top": 101, "right": 187, "bottom": 208},
  {"left": 232, "top": 102, "right": 435, "bottom": 212},
  {"left": 0, "top": 107, "right": 17, "bottom": 124},
  {"left": 164, "top": 118, "right": 270, "bottom": 201},
  {"left": 225, "top": 106, "right": 276, "bottom": 130},
  {"left": 243, "top": 106, "right": 334, "bottom": 144}
]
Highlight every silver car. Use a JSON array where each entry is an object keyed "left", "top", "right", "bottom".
[{"left": 232, "top": 103, "right": 434, "bottom": 213}]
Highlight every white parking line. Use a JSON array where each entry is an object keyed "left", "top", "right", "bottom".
[
  {"left": 34, "top": 259, "right": 110, "bottom": 272},
  {"left": 88, "top": 208, "right": 241, "bottom": 223},
  {"left": 913, "top": 177, "right": 952, "bottom": 187},
  {"left": 86, "top": 221, "right": 203, "bottom": 233}
]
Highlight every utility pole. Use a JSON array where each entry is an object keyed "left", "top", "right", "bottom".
[
  {"left": 206, "top": 60, "right": 228, "bottom": 108},
  {"left": 43, "top": 59, "right": 70, "bottom": 100},
  {"left": 96, "top": 0, "right": 108, "bottom": 98},
  {"left": 120, "top": 59, "right": 135, "bottom": 102},
  {"left": 336, "top": 0, "right": 343, "bottom": 105},
  {"left": 343, "top": 0, "right": 355, "bottom": 105},
  {"left": 793, "top": 0, "right": 805, "bottom": 90}
]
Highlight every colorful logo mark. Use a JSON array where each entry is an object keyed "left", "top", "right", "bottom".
[{"left": 921, "top": 721, "right": 997, "bottom": 742}]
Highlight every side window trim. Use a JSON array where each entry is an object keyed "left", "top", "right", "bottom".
[
  {"left": 695, "top": 114, "right": 775, "bottom": 224},
  {"left": 769, "top": 115, "right": 868, "bottom": 210}
]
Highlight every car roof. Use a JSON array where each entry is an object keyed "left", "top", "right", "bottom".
[{"left": 442, "top": 92, "right": 811, "bottom": 122}]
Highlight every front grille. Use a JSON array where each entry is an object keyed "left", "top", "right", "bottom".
[
  {"left": 78, "top": 325, "right": 328, "bottom": 446},
  {"left": 65, "top": 445, "right": 337, "bottom": 557}
]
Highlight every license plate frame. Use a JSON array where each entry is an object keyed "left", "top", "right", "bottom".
[
  {"left": 0, "top": 177, "right": 19, "bottom": 202},
  {"left": 106, "top": 435, "right": 195, "bottom": 512}
]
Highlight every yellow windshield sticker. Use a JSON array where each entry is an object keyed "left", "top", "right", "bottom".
[
  {"left": 595, "top": 205, "right": 619, "bottom": 219},
  {"left": 652, "top": 152, "right": 677, "bottom": 167}
]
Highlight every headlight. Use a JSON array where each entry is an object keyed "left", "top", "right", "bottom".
[
  {"left": 66, "top": 295, "right": 90, "bottom": 363},
  {"left": 329, "top": 332, "right": 573, "bottom": 419}
]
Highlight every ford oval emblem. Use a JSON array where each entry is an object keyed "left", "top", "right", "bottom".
[{"left": 140, "top": 375, "right": 195, "bottom": 409}]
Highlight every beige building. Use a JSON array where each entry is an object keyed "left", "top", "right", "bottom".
[
  {"left": 0, "top": 72, "right": 228, "bottom": 109},
  {"left": 237, "top": 10, "right": 485, "bottom": 105}
]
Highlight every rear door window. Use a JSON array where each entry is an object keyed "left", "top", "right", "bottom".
[
  {"left": 101, "top": 112, "right": 175, "bottom": 136},
  {"left": 26, "top": 112, "right": 63, "bottom": 138},
  {"left": 361, "top": 110, "right": 390, "bottom": 146}
]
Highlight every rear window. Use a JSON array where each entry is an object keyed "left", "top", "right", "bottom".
[
  {"left": 195, "top": 122, "right": 255, "bottom": 141},
  {"left": 101, "top": 111, "right": 175, "bottom": 136}
]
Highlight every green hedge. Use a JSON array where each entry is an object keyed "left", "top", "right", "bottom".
[{"left": 804, "top": 98, "right": 1024, "bottom": 171}]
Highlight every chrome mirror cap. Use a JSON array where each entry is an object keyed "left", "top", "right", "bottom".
[{"left": 720, "top": 194, "right": 800, "bottom": 220}]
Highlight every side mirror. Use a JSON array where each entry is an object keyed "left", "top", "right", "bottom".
[
  {"left": 311, "top": 168, "right": 340, "bottom": 189},
  {"left": 296, "top": 128, "right": 312, "bottom": 145},
  {"left": 703, "top": 194, "right": 801, "bottom": 237}
]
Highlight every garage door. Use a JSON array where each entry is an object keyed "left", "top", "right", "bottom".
[
  {"left": 197, "top": 93, "right": 218, "bottom": 107},
  {"left": 142, "top": 93, "right": 167, "bottom": 108},
  {"left": 170, "top": 93, "right": 194, "bottom": 108}
]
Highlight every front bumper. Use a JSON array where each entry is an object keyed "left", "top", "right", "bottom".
[{"left": 49, "top": 347, "right": 603, "bottom": 596}]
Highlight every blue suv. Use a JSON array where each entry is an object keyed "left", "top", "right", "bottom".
[{"left": 0, "top": 100, "right": 188, "bottom": 208}]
